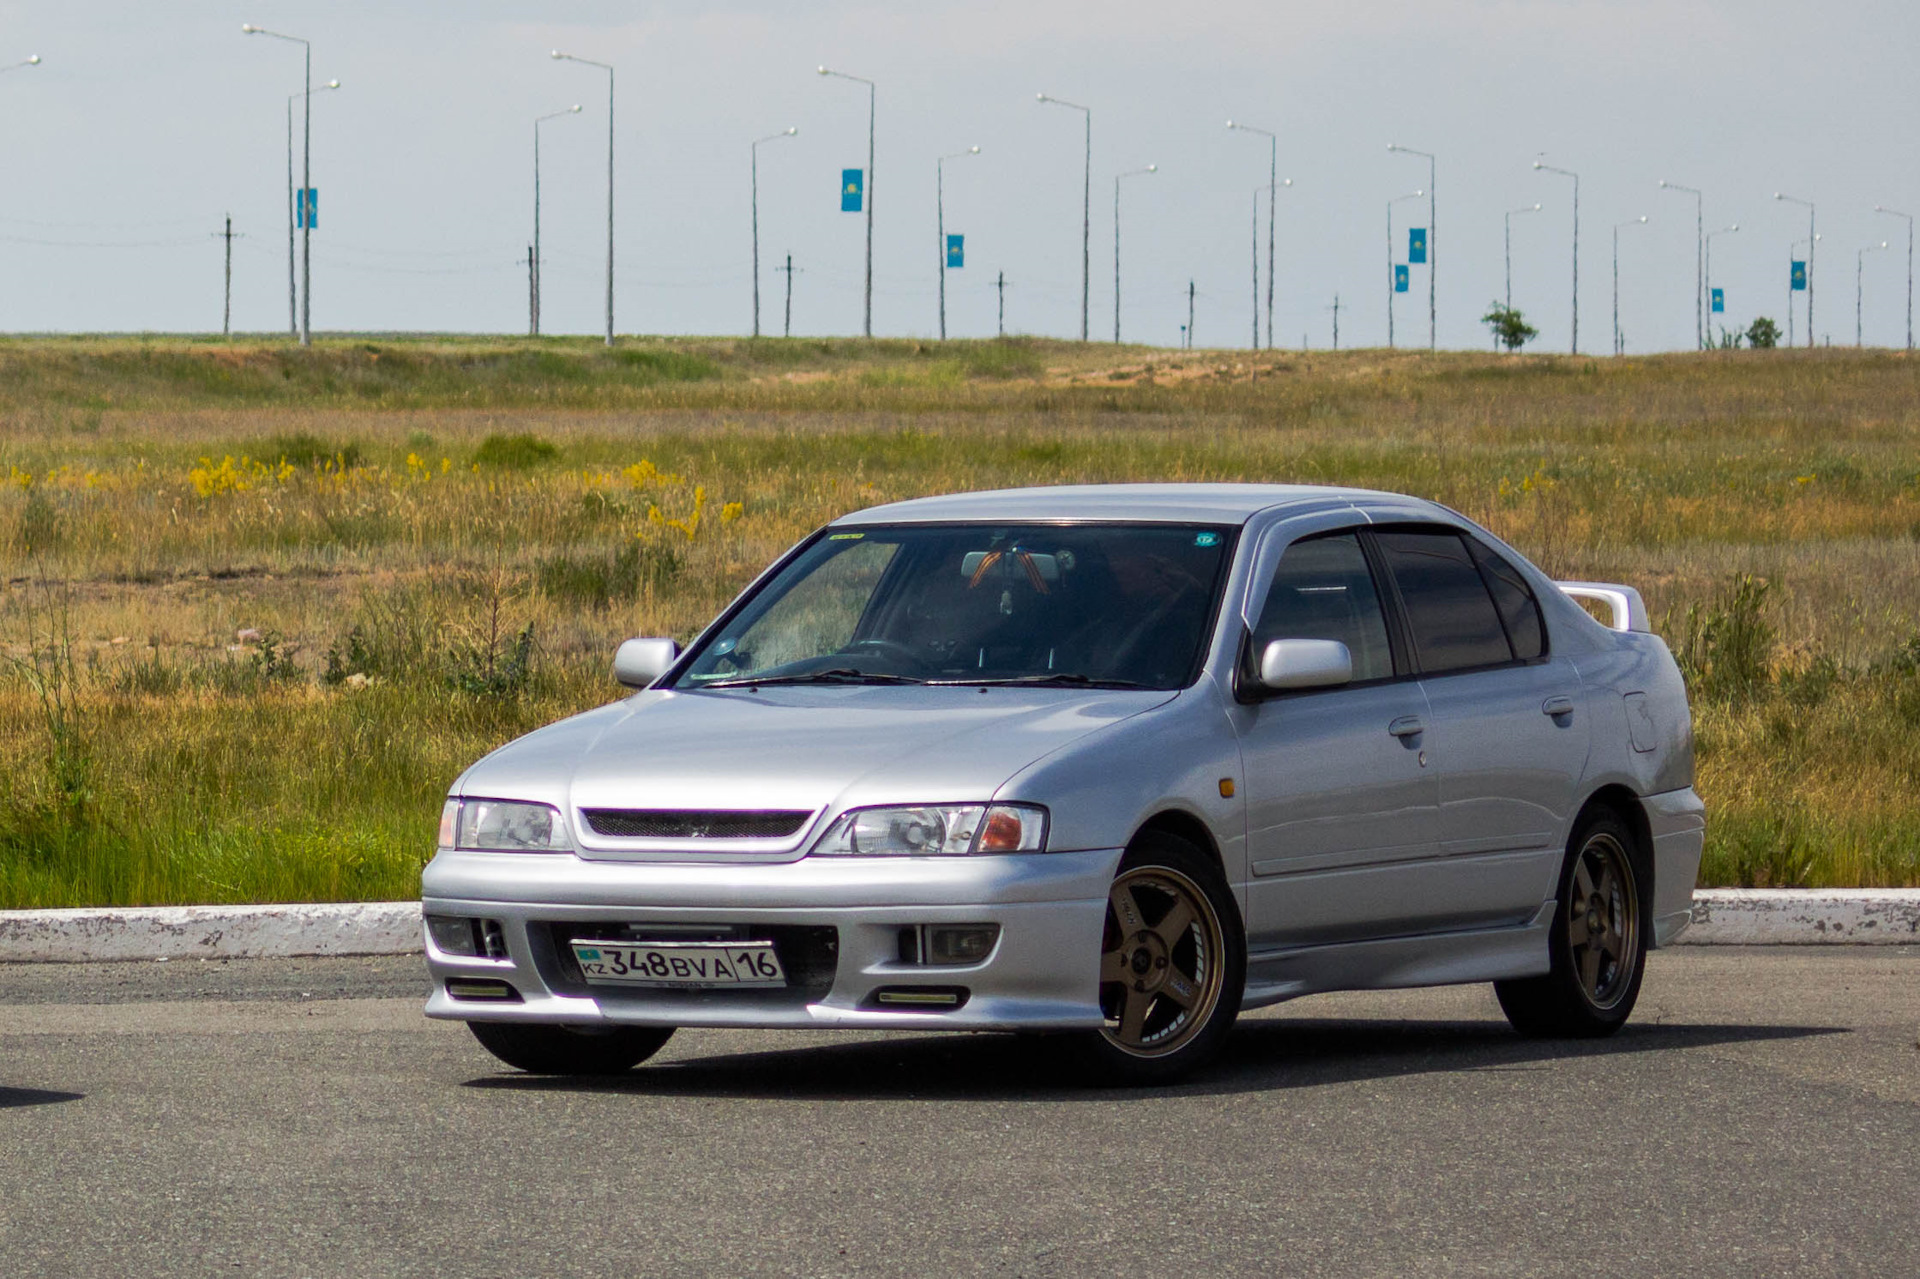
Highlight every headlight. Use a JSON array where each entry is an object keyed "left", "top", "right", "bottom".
[
  {"left": 448, "top": 798, "right": 571, "bottom": 852},
  {"left": 810, "top": 804, "right": 1048, "bottom": 856}
]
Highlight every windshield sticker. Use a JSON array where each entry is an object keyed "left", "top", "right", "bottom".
[
  {"left": 1194, "top": 532, "right": 1221, "bottom": 548},
  {"left": 828, "top": 532, "right": 865, "bottom": 540}
]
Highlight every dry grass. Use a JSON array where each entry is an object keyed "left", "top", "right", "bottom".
[{"left": 2, "top": 336, "right": 1916, "bottom": 906}]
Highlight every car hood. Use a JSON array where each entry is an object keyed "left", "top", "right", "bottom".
[{"left": 455, "top": 684, "right": 1175, "bottom": 860}]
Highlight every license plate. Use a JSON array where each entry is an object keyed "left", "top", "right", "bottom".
[{"left": 570, "top": 939, "right": 787, "bottom": 989}]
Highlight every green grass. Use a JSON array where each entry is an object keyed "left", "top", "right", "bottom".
[{"left": 1, "top": 336, "right": 1917, "bottom": 906}]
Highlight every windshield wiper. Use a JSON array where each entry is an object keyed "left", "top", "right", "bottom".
[
  {"left": 931, "top": 673, "right": 1155, "bottom": 690},
  {"left": 702, "top": 668, "right": 927, "bottom": 689}
]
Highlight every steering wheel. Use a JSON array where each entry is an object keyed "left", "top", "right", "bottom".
[{"left": 839, "top": 638, "right": 931, "bottom": 674}]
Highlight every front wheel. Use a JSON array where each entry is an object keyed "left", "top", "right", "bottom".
[
  {"left": 467, "top": 1021, "right": 675, "bottom": 1075},
  {"left": 1072, "top": 833, "right": 1245, "bottom": 1085},
  {"left": 1495, "top": 810, "right": 1647, "bottom": 1038}
]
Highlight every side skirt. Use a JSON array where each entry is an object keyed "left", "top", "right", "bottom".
[{"left": 1240, "top": 901, "right": 1555, "bottom": 1011}]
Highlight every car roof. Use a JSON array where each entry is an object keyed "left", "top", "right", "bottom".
[{"left": 832, "top": 482, "right": 1417, "bottom": 526}]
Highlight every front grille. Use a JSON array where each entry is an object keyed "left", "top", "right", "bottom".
[
  {"left": 533, "top": 921, "right": 840, "bottom": 1005},
  {"left": 580, "top": 808, "right": 813, "bottom": 839}
]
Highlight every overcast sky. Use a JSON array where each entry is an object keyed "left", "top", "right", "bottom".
[{"left": 2, "top": 0, "right": 1914, "bottom": 351}]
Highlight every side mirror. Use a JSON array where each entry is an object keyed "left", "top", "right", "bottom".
[
  {"left": 1256, "top": 638, "right": 1353, "bottom": 692},
  {"left": 613, "top": 637, "right": 680, "bottom": 688}
]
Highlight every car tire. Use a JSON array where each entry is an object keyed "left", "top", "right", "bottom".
[
  {"left": 1072, "top": 831, "right": 1245, "bottom": 1086},
  {"left": 467, "top": 1021, "right": 675, "bottom": 1075},
  {"left": 1495, "top": 808, "right": 1648, "bottom": 1038}
]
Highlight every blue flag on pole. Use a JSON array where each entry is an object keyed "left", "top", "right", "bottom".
[
  {"left": 840, "top": 169, "right": 863, "bottom": 213},
  {"left": 1790, "top": 261, "right": 1807, "bottom": 291},
  {"left": 1408, "top": 228, "right": 1427, "bottom": 264},
  {"left": 1393, "top": 264, "right": 1409, "bottom": 293},
  {"left": 946, "top": 235, "right": 964, "bottom": 268},
  {"left": 1711, "top": 287, "right": 1724, "bottom": 314},
  {"left": 296, "top": 188, "right": 317, "bottom": 229}
]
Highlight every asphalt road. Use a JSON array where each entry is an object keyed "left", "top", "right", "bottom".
[{"left": 2, "top": 947, "right": 1915, "bottom": 1279}]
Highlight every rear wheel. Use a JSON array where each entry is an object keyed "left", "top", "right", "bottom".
[
  {"left": 1073, "top": 832, "right": 1244, "bottom": 1085},
  {"left": 1496, "top": 810, "right": 1646, "bottom": 1038},
  {"left": 467, "top": 1021, "right": 675, "bottom": 1075}
]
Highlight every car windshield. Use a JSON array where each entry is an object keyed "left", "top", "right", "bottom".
[{"left": 675, "top": 522, "right": 1236, "bottom": 691}]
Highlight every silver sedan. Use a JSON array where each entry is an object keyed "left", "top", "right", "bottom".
[{"left": 423, "top": 484, "right": 1703, "bottom": 1084}]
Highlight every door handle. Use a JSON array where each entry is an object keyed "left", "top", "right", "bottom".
[
  {"left": 1388, "top": 715, "right": 1426, "bottom": 738},
  {"left": 1541, "top": 695, "right": 1576, "bottom": 718}
]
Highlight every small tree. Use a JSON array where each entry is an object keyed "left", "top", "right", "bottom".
[
  {"left": 1745, "top": 316, "right": 1781, "bottom": 349},
  {"left": 1481, "top": 301, "right": 1538, "bottom": 352}
]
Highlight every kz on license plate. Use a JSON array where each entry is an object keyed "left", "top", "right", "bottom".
[{"left": 570, "top": 940, "right": 787, "bottom": 989}]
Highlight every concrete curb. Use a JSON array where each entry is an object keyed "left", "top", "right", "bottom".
[
  {"left": 1685, "top": 888, "right": 1920, "bottom": 945},
  {"left": 0, "top": 890, "right": 1915, "bottom": 963},
  {"left": 0, "top": 902, "right": 421, "bottom": 963}
]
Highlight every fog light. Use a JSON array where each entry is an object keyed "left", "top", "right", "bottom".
[
  {"left": 868, "top": 986, "right": 969, "bottom": 1010},
  {"left": 926, "top": 924, "right": 999, "bottom": 966},
  {"left": 426, "top": 915, "right": 479, "bottom": 956}
]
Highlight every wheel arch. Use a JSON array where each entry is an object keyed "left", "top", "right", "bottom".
[
  {"left": 1128, "top": 808, "right": 1225, "bottom": 874},
  {"left": 1576, "top": 783, "right": 1656, "bottom": 912}
]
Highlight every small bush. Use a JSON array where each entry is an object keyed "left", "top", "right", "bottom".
[
  {"left": 473, "top": 433, "right": 559, "bottom": 469},
  {"left": 1672, "top": 575, "right": 1774, "bottom": 703},
  {"left": 612, "top": 348, "right": 721, "bottom": 383},
  {"left": 537, "top": 541, "right": 681, "bottom": 609}
]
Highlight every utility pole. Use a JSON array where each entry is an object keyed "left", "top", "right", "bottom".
[
  {"left": 1875, "top": 206, "right": 1914, "bottom": 350},
  {"left": 1535, "top": 160, "right": 1580, "bottom": 353},
  {"left": 527, "top": 246, "right": 537, "bottom": 336},
  {"left": 1776, "top": 194, "right": 1816, "bottom": 348},
  {"left": 750, "top": 126, "right": 797, "bottom": 338},
  {"left": 820, "top": 67, "right": 877, "bottom": 336},
  {"left": 216, "top": 216, "right": 240, "bottom": 337},
  {"left": 1227, "top": 122, "right": 1279, "bottom": 347},
  {"left": 777, "top": 253, "right": 801, "bottom": 337},
  {"left": 1187, "top": 279, "right": 1196, "bottom": 349},
  {"left": 552, "top": 51, "right": 616, "bottom": 344},
  {"left": 938, "top": 146, "right": 981, "bottom": 340},
  {"left": 1388, "top": 144, "right": 1436, "bottom": 349},
  {"left": 1329, "top": 294, "right": 1342, "bottom": 350},
  {"left": 996, "top": 270, "right": 1007, "bottom": 337}
]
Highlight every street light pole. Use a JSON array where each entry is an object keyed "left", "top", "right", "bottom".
[
  {"left": 1789, "top": 236, "right": 1818, "bottom": 347},
  {"left": 1038, "top": 94, "right": 1091, "bottom": 341},
  {"left": 552, "top": 51, "right": 615, "bottom": 345},
  {"left": 1386, "top": 190, "right": 1423, "bottom": 348},
  {"left": 532, "top": 105, "right": 583, "bottom": 337},
  {"left": 1505, "top": 203, "right": 1540, "bottom": 312},
  {"left": 1388, "top": 144, "right": 1436, "bottom": 349},
  {"left": 1776, "top": 194, "right": 1816, "bottom": 347},
  {"left": 1858, "top": 242, "right": 1889, "bottom": 347},
  {"left": 1704, "top": 223, "right": 1738, "bottom": 343},
  {"left": 937, "top": 146, "right": 980, "bottom": 340},
  {"left": 1657, "top": 181, "right": 1704, "bottom": 348},
  {"left": 244, "top": 25, "right": 316, "bottom": 345},
  {"left": 1875, "top": 206, "right": 1914, "bottom": 349},
  {"left": 1613, "top": 216, "right": 1647, "bottom": 356},
  {"left": 820, "top": 67, "right": 877, "bottom": 337},
  {"left": 1112, "top": 164, "right": 1156, "bottom": 343},
  {"left": 282, "top": 81, "right": 337, "bottom": 338},
  {"left": 1534, "top": 160, "right": 1580, "bottom": 353},
  {"left": 750, "top": 127, "right": 797, "bottom": 339},
  {"left": 1228, "top": 122, "right": 1277, "bottom": 347}
]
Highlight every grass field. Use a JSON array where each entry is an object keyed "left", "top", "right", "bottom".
[{"left": 2, "top": 335, "right": 1917, "bottom": 908}]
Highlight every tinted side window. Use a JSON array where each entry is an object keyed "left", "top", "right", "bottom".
[
  {"left": 1376, "top": 530, "right": 1514, "bottom": 673},
  {"left": 1252, "top": 532, "right": 1394, "bottom": 682},
  {"left": 1466, "top": 537, "right": 1545, "bottom": 661}
]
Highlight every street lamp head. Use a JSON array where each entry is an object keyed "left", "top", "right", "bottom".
[
  {"left": 787, "top": 126, "right": 799, "bottom": 135},
  {"left": 818, "top": 65, "right": 830, "bottom": 75},
  {"left": 551, "top": 50, "right": 565, "bottom": 60},
  {"left": 968, "top": 145, "right": 980, "bottom": 154},
  {"left": 25, "top": 53, "right": 39, "bottom": 64},
  {"left": 1282, "top": 178, "right": 1293, "bottom": 188},
  {"left": 571, "top": 103, "right": 583, "bottom": 113},
  {"left": 1533, "top": 203, "right": 1542, "bottom": 211},
  {"left": 1532, "top": 161, "right": 1544, "bottom": 170},
  {"left": 1146, "top": 163, "right": 1157, "bottom": 173},
  {"left": 1036, "top": 92, "right": 1048, "bottom": 101},
  {"left": 1225, "top": 119, "right": 1234, "bottom": 128},
  {"left": 326, "top": 79, "right": 341, "bottom": 90},
  {"left": 1638, "top": 215, "right": 1648, "bottom": 223},
  {"left": 241, "top": 24, "right": 258, "bottom": 33},
  {"left": 1773, "top": 192, "right": 1785, "bottom": 200}
]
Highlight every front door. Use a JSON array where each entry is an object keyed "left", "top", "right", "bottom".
[{"left": 1232, "top": 531, "right": 1441, "bottom": 949}]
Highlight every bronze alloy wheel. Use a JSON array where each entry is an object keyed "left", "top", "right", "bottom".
[
  {"left": 1098, "top": 865, "right": 1228, "bottom": 1058},
  {"left": 1568, "top": 829, "right": 1641, "bottom": 1010}
]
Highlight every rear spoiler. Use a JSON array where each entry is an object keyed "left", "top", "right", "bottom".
[{"left": 1556, "top": 581, "right": 1650, "bottom": 633}]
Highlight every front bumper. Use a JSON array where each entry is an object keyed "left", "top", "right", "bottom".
[{"left": 421, "top": 847, "right": 1123, "bottom": 1030}]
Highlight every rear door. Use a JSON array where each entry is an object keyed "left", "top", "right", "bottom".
[{"left": 1372, "top": 528, "right": 1590, "bottom": 928}]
